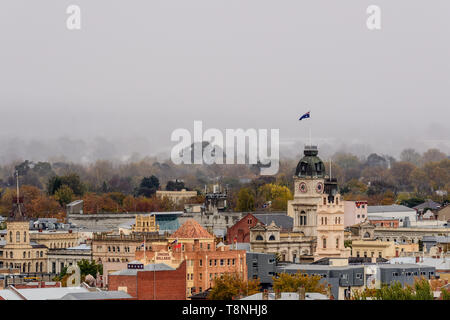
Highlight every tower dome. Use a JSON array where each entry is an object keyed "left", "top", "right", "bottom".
[{"left": 295, "top": 145, "right": 326, "bottom": 178}]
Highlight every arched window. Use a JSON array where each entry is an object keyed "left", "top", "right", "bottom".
[
  {"left": 256, "top": 235, "right": 264, "bottom": 241},
  {"left": 24, "top": 231, "right": 27, "bottom": 243},
  {"left": 23, "top": 251, "right": 26, "bottom": 258},
  {"left": 363, "top": 232, "right": 371, "bottom": 238},
  {"left": 336, "top": 238, "right": 339, "bottom": 249},
  {"left": 36, "top": 262, "right": 39, "bottom": 272},
  {"left": 9, "top": 232, "right": 12, "bottom": 243},
  {"left": 10, "top": 251, "right": 13, "bottom": 259},
  {"left": 322, "top": 238, "right": 327, "bottom": 249},
  {"left": 16, "top": 231, "right": 20, "bottom": 243},
  {"left": 269, "top": 235, "right": 275, "bottom": 241},
  {"left": 40, "top": 262, "right": 43, "bottom": 272}
]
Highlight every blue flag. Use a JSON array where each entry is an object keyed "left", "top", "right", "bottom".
[{"left": 299, "top": 111, "right": 310, "bottom": 121}]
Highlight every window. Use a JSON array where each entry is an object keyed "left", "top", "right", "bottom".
[
  {"left": 117, "top": 246, "right": 120, "bottom": 252},
  {"left": 199, "top": 259, "right": 203, "bottom": 267},
  {"left": 378, "top": 252, "right": 382, "bottom": 258},
  {"left": 207, "top": 244, "right": 211, "bottom": 250},
  {"left": 341, "top": 274, "right": 348, "bottom": 280},
  {"left": 269, "top": 235, "right": 275, "bottom": 241},
  {"left": 363, "top": 252, "right": 367, "bottom": 258},
  {"left": 0, "top": 251, "right": 2, "bottom": 257},
  {"left": 356, "top": 273, "right": 362, "bottom": 279},
  {"left": 256, "top": 235, "right": 263, "bottom": 241},
  {"left": 393, "top": 272, "right": 399, "bottom": 277},
  {"left": 220, "top": 259, "right": 224, "bottom": 266},
  {"left": 209, "top": 273, "right": 212, "bottom": 279},
  {"left": 16, "top": 231, "right": 20, "bottom": 243},
  {"left": 182, "top": 244, "right": 185, "bottom": 251},
  {"left": 356, "top": 251, "right": 360, "bottom": 258},
  {"left": 248, "top": 219, "right": 252, "bottom": 224},
  {"left": 209, "top": 259, "right": 212, "bottom": 267},
  {"left": 214, "top": 259, "right": 217, "bottom": 266},
  {"left": 322, "top": 238, "right": 327, "bottom": 249},
  {"left": 9, "top": 232, "right": 12, "bottom": 243},
  {"left": 336, "top": 238, "right": 339, "bottom": 249},
  {"left": 232, "top": 259, "right": 235, "bottom": 266},
  {"left": 268, "top": 258, "right": 275, "bottom": 264},
  {"left": 227, "top": 259, "right": 230, "bottom": 266},
  {"left": 23, "top": 252, "right": 26, "bottom": 258},
  {"left": 23, "top": 232, "right": 26, "bottom": 243},
  {"left": 357, "top": 215, "right": 360, "bottom": 218},
  {"left": 199, "top": 273, "right": 202, "bottom": 280}
]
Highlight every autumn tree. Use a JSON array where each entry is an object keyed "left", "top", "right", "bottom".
[
  {"left": 352, "top": 278, "right": 434, "bottom": 300},
  {"left": 400, "top": 148, "right": 422, "bottom": 166},
  {"left": 272, "top": 272, "right": 326, "bottom": 294},
  {"left": 258, "top": 184, "right": 293, "bottom": 211},
  {"left": 422, "top": 148, "right": 447, "bottom": 164},
  {"left": 209, "top": 273, "right": 260, "bottom": 300},
  {"left": 236, "top": 188, "right": 255, "bottom": 212}
]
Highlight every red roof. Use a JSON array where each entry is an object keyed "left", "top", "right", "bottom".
[{"left": 170, "top": 219, "right": 214, "bottom": 239}]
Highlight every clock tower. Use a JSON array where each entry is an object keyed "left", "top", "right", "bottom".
[{"left": 287, "top": 145, "right": 326, "bottom": 237}]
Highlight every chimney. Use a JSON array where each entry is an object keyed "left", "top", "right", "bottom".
[{"left": 298, "top": 286, "right": 305, "bottom": 300}]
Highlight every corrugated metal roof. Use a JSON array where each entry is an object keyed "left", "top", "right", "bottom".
[
  {"left": 368, "top": 204, "right": 415, "bottom": 213},
  {"left": 59, "top": 291, "right": 132, "bottom": 300}
]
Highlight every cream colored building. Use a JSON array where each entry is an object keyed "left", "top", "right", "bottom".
[
  {"left": 314, "top": 190, "right": 351, "bottom": 261},
  {"left": 156, "top": 189, "right": 197, "bottom": 204},
  {"left": 287, "top": 146, "right": 327, "bottom": 237},
  {"left": 131, "top": 214, "right": 160, "bottom": 233},
  {"left": 351, "top": 240, "right": 419, "bottom": 259},
  {"left": 0, "top": 200, "right": 48, "bottom": 273},
  {"left": 30, "top": 230, "right": 80, "bottom": 250},
  {"left": 250, "top": 221, "right": 315, "bottom": 262}
]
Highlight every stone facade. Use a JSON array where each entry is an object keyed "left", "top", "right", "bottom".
[
  {"left": 314, "top": 193, "right": 350, "bottom": 261},
  {"left": 250, "top": 222, "right": 314, "bottom": 263},
  {"left": 132, "top": 214, "right": 159, "bottom": 233},
  {"left": 156, "top": 189, "right": 197, "bottom": 204},
  {"left": 0, "top": 221, "right": 48, "bottom": 273}
]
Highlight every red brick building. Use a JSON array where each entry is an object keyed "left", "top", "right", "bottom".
[
  {"left": 226, "top": 213, "right": 293, "bottom": 244},
  {"left": 134, "top": 219, "right": 248, "bottom": 298},
  {"left": 108, "top": 260, "right": 186, "bottom": 300},
  {"left": 226, "top": 213, "right": 259, "bottom": 244}
]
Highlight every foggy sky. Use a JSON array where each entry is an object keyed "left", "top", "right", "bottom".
[{"left": 0, "top": 0, "right": 449, "bottom": 164}]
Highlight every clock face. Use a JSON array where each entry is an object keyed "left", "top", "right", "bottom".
[
  {"left": 299, "top": 182, "right": 307, "bottom": 193},
  {"left": 316, "top": 182, "right": 324, "bottom": 194}
]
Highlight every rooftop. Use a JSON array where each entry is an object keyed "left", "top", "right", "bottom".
[
  {"left": 110, "top": 263, "right": 175, "bottom": 276},
  {"left": 59, "top": 290, "right": 133, "bottom": 300},
  {"left": 241, "top": 292, "right": 329, "bottom": 300},
  {"left": 170, "top": 219, "right": 214, "bottom": 239},
  {"left": 368, "top": 204, "right": 416, "bottom": 213}
]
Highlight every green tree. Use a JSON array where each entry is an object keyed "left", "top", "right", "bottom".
[
  {"left": 209, "top": 273, "right": 260, "bottom": 300},
  {"left": 236, "top": 188, "right": 255, "bottom": 212},
  {"left": 54, "top": 185, "right": 74, "bottom": 206},
  {"left": 137, "top": 175, "right": 160, "bottom": 197}
]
